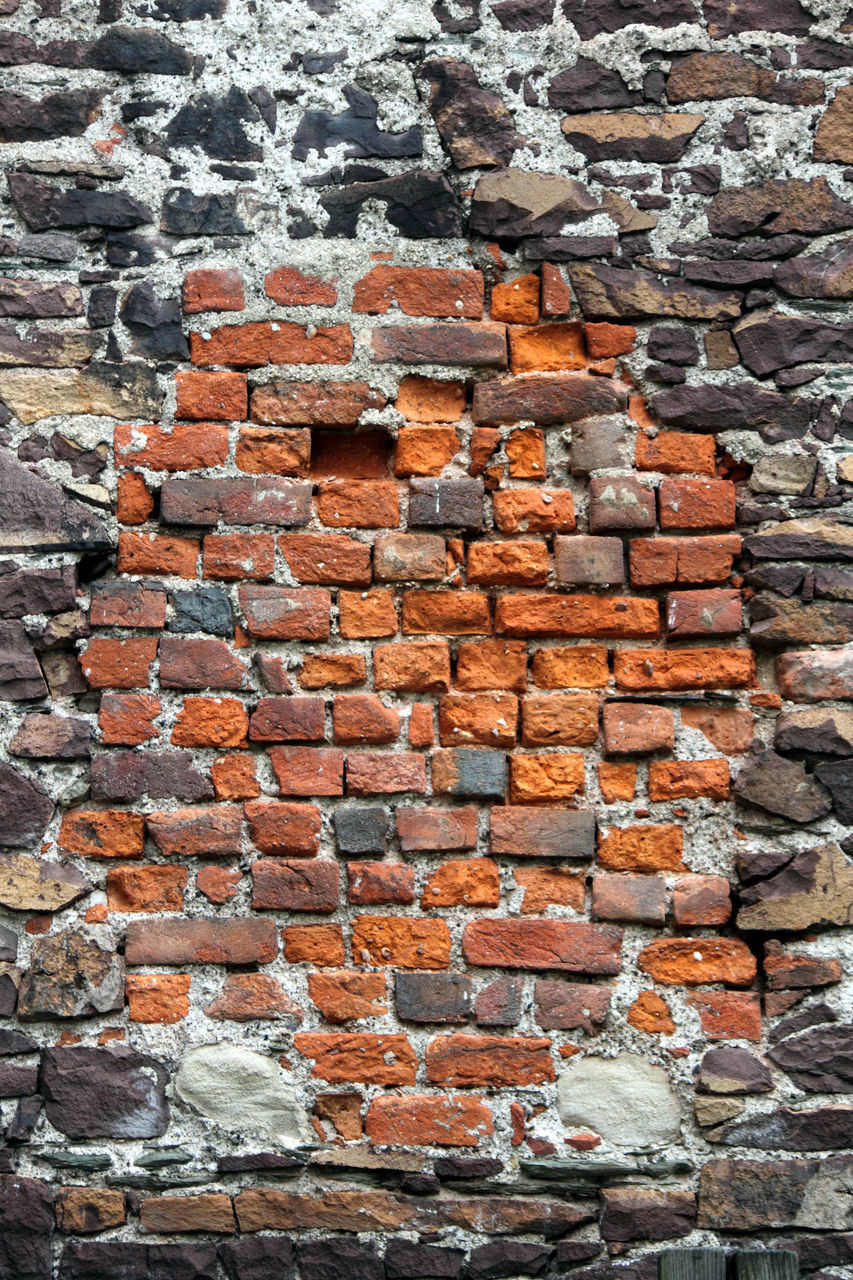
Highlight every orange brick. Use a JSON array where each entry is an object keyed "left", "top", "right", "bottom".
[
  {"left": 98, "top": 693, "right": 160, "bottom": 746},
  {"left": 521, "top": 694, "right": 599, "bottom": 747},
  {"left": 172, "top": 697, "right": 249, "bottom": 748},
  {"left": 602, "top": 702, "right": 674, "bottom": 755},
  {"left": 629, "top": 535, "right": 741, "bottom": 587},
  {"left": 107, "top": 864, "right": 187, "bottom": 913},
  {"left": 636, "top": 431, "right": 716, "bottom": 475},
  {"left": 295, "top": 1032, "right": 416, "bottom": 1085},
  {"left": 659, "top": 478, "right": 736, "bottom": 530},
  {"left": 80, "top": 637, "right": 157, "bottom": 689},
  {"left": 531, "top": 646, "right": 609, "bottom": 689},
  {"left": 116, "top": 472, "right": 154, "bottom": 524},
  {"left": 584, "top": 321, "right": 636, "bottom": 358},
  {"left": 264, "top": 264, "right": 337, "bottom": 306},
  {"left": 235, "top": 426, "right": 311, "bottom": 475},
  {"left": 627, "top": 990, "right": 675, "bottom": 1035},
  {"left": 374, "top": 641, "right": 450, "bottom": 693},
  {"left": 300, "top": 653, "right": 367, "bottom": 688},
  {"left": 283, "top": 924, "right": 345, "bottom": 966},
  {"left": 456, "top": 639, "right": 528, "bottom": 692},
  {"left": 117, "top": 532, "right": 198, "bottom": 578},
  {"left": 175, "top": 370, "right": 247, "bottom": 421},
  {"left": 114, "top": 421, "right": 229, "bottom": 471},
  {"left": 496, "top": 595, "right": 658, "bottom": 640},
  {"left": 514, "top": 866, "right": 585, "bottom": 915},
  {"left": 270, "top": 746, "right": 344, "bottom": 796},
  {"left": 339, "top": 590, "right": 397, "bottom": 639},
  {"left": 203, "top": 533, "right": 275, "bottom": 581},
  {"left": 648, "top": 759, "right": 731, "bottom": 801},
  {"left": 354, "top": 265, "right": 483, "bottom": 318},
  {"left": 508, "top": 322, "right": 585, "bottom": 373},
  {"left": 183, "top": 267, "right": 245, "bottom": 313},
  {"left": 509, "top": 753, "right": 585, "bottom": 803},
  {"left": 639, "top": 937, "right": 757, "bottom": 987},
  {"left": 493, "top": 489, "right": 575, "bottom": 534},
  {"left": 365, "top": 1094, "right": 493, "bottom": 1148},
  {"left": 422, "top": 859, "right": 500, "bottom": 908},
  {"left": 395, "top": 375, "right": 466, "bottom": 422},
  {"left": 351, "top": 916, "right": 451, "bottom": 969},
  {"left": 308, "top": 971, "right": 387, "bottom": 1022},
  {"left": 190, "top": 320, "right": 351, "bottom": 367},
  {"left": 598, "top": 761, "right": 637, "bottom": 803},
  {"left": 126, "top": 974, "right": 190, "bottom": 1024},
  {"left": 395, "top": 426, "right": 460, "bottom": 477},
  {"left": 402, "top": 591, "right": 491, "bottom": 635},
  {"left": 541, "top": 263, "right": 572, "bottom": 318},
  {"left": 686, "top": 991, "right": 762, "bottom": 1041},
  {"left": 58, "top": 809, "right": 145, "bottom": 860},
  {"left": 598, "top": 824, "right": 684, "bottom": 872},
  {"left": 439, "top": 692, "right": 518, "bottom": 747},
  {"left": 197, "top": 864, "right": 241, "bottom": 903},
  {"left": 467, "top": 541, "right": 548, "bottom": 587},
  {"left": 333, "top": 695, "right": 400, "bottom": 746},
  {"left": 211, "top": 754, "right": 259, "bottom": 800},
  {"left": 614, "top": 648, "right": 754, "bottom": 691},
  {"left": 409, "top": 703, "right": 434, "bottom": 747},
  {"left": 681, "top": 705, "right": 753, "bottom": 754},
  {"left": 316, "top": 481, "right": 399, "bottom": 528},
  {"left": 490, "top": 274, "right": 540, "bottom": 324},
  {"left": 506, "top": 428, "right": 546, "bottom": 479}
]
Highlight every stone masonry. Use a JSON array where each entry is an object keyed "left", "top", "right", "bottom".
[{"left": 2, "top": 0, "right": 853, "bottom": 1276}]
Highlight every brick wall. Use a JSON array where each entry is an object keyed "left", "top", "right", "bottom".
[{"left": 1, "top": 0, "right": 853, "bottom": 1276}]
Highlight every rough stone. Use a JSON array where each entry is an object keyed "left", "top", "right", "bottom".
[
  {"left": 469, "top": 169, "right": 598, "bottom": 239},
  {"left": 556, "top": 1054, "right": 681, "bottom": 1147},
  {"left": 570, "top": 265, "right": 740, "bottom": 321},
  {"left": 41, "top": 1046, "right": 170, "bottom": 1139},
  {"left": 734, "top": 748, "right": 832, "bottom": 823},
  {"left": 175, "top": 1043, "right": 303, "bottom": 1144},
  {"left": 420, "top": 60, "right": 523, "bottom": 169},
  {"left": 18, "top": 927, "right": 124, "bottom": 1019}
]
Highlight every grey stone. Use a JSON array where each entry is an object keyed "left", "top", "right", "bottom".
[
  {"left": 0, "top": 1061, "right": 38, "bottom": 1096},
  {"left": 395, "top": 972, "right": 473, "bottom": 1023},
  {"left": 570, "top": 420, "right": 629, "bottom": 474},
  {"left": 555, "top": 535, "right": 625, "bottom": 585},
  {"left": 774, "top": 709, "right": 853, "bottom": 756},
  {"left": 333, "top": 806, "right": 389, "bottom": 855},
  {"left": 168, "top": 587, "right": 234, "bottom": 637},
  {"left": 749, "top": 455, "right": 817, "bottom": 495},
  {"left": 711, "top": 1106, "right": 853, "bottom": 1150},
  {"left": 175, "top": 1043, "right": 303, "bottom": 1144},
  {"left": 294, "top": 84, "right": 421, "bottom": 161},
  {"left": 41, "top": 1046, "right": 170, "bottom": 1139},
  {"left": 556, "top": 1053, "right": 681, "bottom": 1147},
  {"left": 438, "top": 748, "right": 507, "bottom": 797},
  {"left": 408, "top": 478, "right": 484, "bottom": 529},
  {"left": 321, "top": 170, "right": 463, "bottom": 240}
]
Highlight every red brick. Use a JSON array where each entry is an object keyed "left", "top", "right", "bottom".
[
  {"left": 190, "top": 321, "right": 352, "bottom": 368},
  {"left": 614, "top": 648, "right": 755, "bottom": 691},
  {"left": 251, "top": 380, "right": 386, "bottom": 427},
  {"left": 333, "top": 694, "right": 400, "bottom": 745},
  {"left": 354, "top": 265, "right": 484, "bottom": 317},
  {"left": 639, "top": 937, "right": 757, "bottom": 987},
  {"left": 508, "top": 323, "right": 585, "bottom": 373},
  {"left": 90, "top": 582, "right": 167, "bottom": 629},
  {"left": 338, "top": 589, "right": 398, "bottom": 639},
  {"left": 534, "top": 980, "right": 612, "bottom": 1032},
  {"left": 158, "top": 636, "right": 248, "bottom": 690},
  {"left": 541, "top": 263, "right": 571, "bottom": 319},
  {"left": 98, "top": 693, "right": 160, "bottom": 746},
  {"left": 598, "top": 824, "right": 684, "bottom": 872},
  {"left": 114, "top": 421, "right": 229, "bottom": 471},
  {"left": 239, "top": 586, "right": 331, "bottom": 640},
  {"left": 347, "top": 862, "right": 415, "bottom": 906},
  {"left": 58, "top": 809, "right": 144, "bottom": 859},
  {"left": 352, "top": 915, "right": 450, "bottom": 969},
  {"left": 206, "top": 972, "right": 303, "bottom": 1022},
  {"left": 439, "top": 692, "right": 517, "bottom": 748},
  {"left": 175, "top": 370, "right": 247, "bottom": 421},
  {"left": 681, "top": 706, "right": 754, "bottom": 754},
  {"left": 659, "top": 478, "right": 736, "bottom": 530},
  {"left": 636, "top": 431, "right": 716, "bottom": 475},
  {"left": 279, "top": 534, "right": 371, "bottom": 586},
  {"left": 591, "top": 873, "right": 666, "bottom": 925},
  {"left": 648, "top": 759, "right": 731, "bottom": 801},
  {"left": 686, "top": 991, "right": 762, "bottom": 1041},
  {"left": 506, "top": 428, "right": 546, "bottom": 479},
  {"left": 211, "top": 755, "right": 260, "bottom": 801},
  {"left": 249, "top": 696, "right": 324, "bottom": 743},
  {"left": 496, "top": 594, "right": 658, "bottom": 639},
  {"left": 456, "top": 639, "right": 528, "bottom": 692},
  {"left": 116, "top": 472, "right": 154, "bottom": 524},
  {"left": 365, "top": 1095, "right": 493, "bottom": 1147},
  {"left": 493, "top": 489, "right": 575, "bottom": 534},
  {"left": 463, "top": 919, "right": 622, "bottom": 974},
  {"left": 409, "top": 703, "right": 435, "bottom": 748},
  {"left": 55, "top": 1188, "right": 127, "bottom": 1235},
  {"left": 107, "top": 864, "right": 187, "bottom": 913},
  {"left": 396, "top": 806, "right": 478, "bottom": 851},
  {"left": 125, "top": 918, "right": 278, "bottom": 966},
  {"left": 346, "top": 753, "right": 427, "bottom": 795},
  {"left": 269, "top": 747, "right": 344, "bottom": 796},
  {"left": 515, "top": 867, "right": 584, "bottom": 914},
  {"left": 147, "top": 806, "right": 243, "bottom": 857},
  {"left": 666, "top": 588, "right": 742, "bottom": 637},
  {"left": 585, "top": 322, "right": 636, "bottom": 358},
  {"left": 252, "top": 859, "right": 340, "bottom": 912},
  {"left": 403, "top": 590, "right": 491, "bottom": 635},
  {"left": 172, "top": 698, "right": 249, "bottom": 749},
  {"left": 295, "top": 1032, "right": 416, "bottom": 1084},
  {"left": 203, "top": 533, "right": 275, "bottom": 581},
  {"left": 197, "top": 864, "right": 241, "bottom": 903},
  {"left": 308, "top": 971, "right": 387, "bottom": 1022},
  {"left": 139, "top": 1194, "right": 235, "bottom": 1234},
  {"left": 599, "top": 761, "right": 637, "bottom": 803},
  {"left": 235, "top": 426, "right": 311, "bottom": 477},
  {"left": 629, "top": 535, "right": 741, "bottom": 587},
  {"left": 264, "top": 265, "right": 337, "bottom": 306},
  {"left": 602, "top": 702, "right": 674, "bottom": 755},
  {"left": 422, "top": 859, "right": 500, "bottom": 907},
  {"left": 80, "top": 637, "right": 157, "bottom": 689},
  {"left": 316, "top": 480, "right": 399, "bottom": 529},
  {"left": 521, "top": 694, "right": 599, "bottom": 747},
  {"left": 284, "top": 924, "right": 345, "bottom": 966},
  {"left": 117, "top": 532, "right": 198, "bottom": 578},
  {"left": 245, "top": 800, "right": 321, "bottom": 856},
  {"left": 425, "top": 1035, "right": 555, "bottom": 1087},
  {"left": 126, "top": 974, "right": 190, "bottom": 1024},
  {"left": 182, "top": 268, "right": 244, "bottom": 314},
  {"left": 374, "top": 641, "right": 450, "bottom": 692},
  {"left": 371, "top": 321, "right": 506, "bottom": 367},
  {"left": 673, "top": 874, "right": 732, "bottom": 926}
]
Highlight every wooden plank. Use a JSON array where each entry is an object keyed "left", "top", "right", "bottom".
[
  {"left": 660, "top": 1248, "right": 727, "bottom": 1280},
  {"left": 734, "top": 1251, "right": 799, "bottom": 1280}
]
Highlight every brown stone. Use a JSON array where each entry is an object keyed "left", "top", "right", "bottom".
[{"left": 562, "top": 112, "right": 703, "bottom": 161}]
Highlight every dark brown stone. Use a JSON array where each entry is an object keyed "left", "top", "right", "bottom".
[
  {"left": 564, "top": 0, "right": 694, "bottom": 39},
  {"left": 600, "top": 1187, "right": 695, "bottom": 1242},
  {"left": 0, "top": 449, "right": 110, "bottom": 553},
  {"left": 10, "top": 714, "right": 91, "bottom": 759},
  {"left": 18, "top": 927, "right": 124, "bottom": 1020},
  {"left": 746, "top": 517, "right": 853, "bottom": 560},
  {"left": 90, "top": 750, "right": 213, "bottom": 803},
  {"left": 420, "top": 60, "right": 523, "bottom": 169},
  {"left": 562, "top": 113, "right": 703, "bottom": 163},
  {"left": 774, "top": 709, "right": 853, "bottom": 756},
  {"left": 698, "top": 1157, "right": 853, "bottom": 1230},
  {"left": 0, "top": 766, "right": 55, "bottom": 849},
  {"left": 769, "top": 1023, "right": 853, "bottom": 1092},
  {"left": 698, "top": 1047, "right": 773, "bottom": 1093},
  {"left": 41, "top": 1045, "right": 170, "bottom": 1139},
  {"left": 0, "top": 1174, "right": 53, "bottom": 1280},
  {"left": 709, "top": 177, "right": 853, "bottom": 238},
  {"left": 548, "top": 59, "right": 640, "bottom": 111},
  {"left": 776, "top": 239, "right": 853, "bottom": 298},
  {"left": 734, "top": 748, "right": 832, "bottom": 823},
  {"left": 469, "top": 168, "right": 598, "bottom": 239},
  {"left": 0, "top": 89, "right": 102, "bottom": 142},
  {"left": 569, "top": 264, "right": 740, "bottom": 321},
  {"left": 653, "top": 383, "right": 811, "bottom": 441},
  {"left": 472, "top": 373, "right": 627, "bottom": 425},
  {"left": 734, "top": 312, "right": 853, "bottom": 376},
  {"left": 533, "top": 980, "right": 610, "bottom": 1031},
  {"left": 704, "top": 0, "right": 811, "bottom": 36},
  {"left": 0, "top": 621, "right": 47, "bottom": 700}
]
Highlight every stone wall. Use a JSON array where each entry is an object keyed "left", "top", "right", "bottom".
[{"left": 2, "top": 0, "right": 853, "bottom": 1275}]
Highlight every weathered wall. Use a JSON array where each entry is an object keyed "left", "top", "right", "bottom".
[{"left": 2, "top": 0, "right": 853, "bottom": 1275}]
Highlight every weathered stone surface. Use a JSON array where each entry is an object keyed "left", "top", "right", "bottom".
[
  {"left": 549, "top": 59, "right": 641, "bottom": 111},
  {"left": 175, "top": 1044, "right": 303, "bottom": 1143},
  {"left": 0, "top": 622, "right": 47, "bottom": 699},
  {"left": 777, "top": 649, "right": 853, "bottom": 701},
  {"left": 814, "top": 84, "right": 853, "bottom": 163},
  {"left": 570, "top": 265, "right": 740, "bottom": 321},
  {"left": 18, "top": 927, "right": 124, "bottom": 1019},
  {"left": 776, "top": 239, "right": 853, "bottom": 298},
  {"left": 749, "top": 595, "right": 853, "bottom": 648},
  {"left": 562, "top": 113, "right": 703, "bottom": 162},
  {"left": 41, "top": 1046, "right": 170, "bottom": 1138},
  {"left": 734, "top": 748, "right": 832, "bottom": 823},
  {"left": 0, "top": 363, "right": 162, "bottom": 425},
  {"left": 10, "top": 714, "right": 91, "bottom": 759},
  {"left": 774, "top": 709, "right": 853, "bottom": 756},
  {"left": 469, "top": 169, "right": 598, "bottom": 239},
  {"left": 698, "top": 1157, "right": 853, "bottom": 1230},
  {"left": 709, "top": 178, "right": 853, "bottom": 238},
  {"left": 734, "top": 312, "right": 853, "bottom": 376},
  {"left": 91, "top": 750, "right": 213, "bottom": 802},
  {"left": 293, "top": 84, "right": 421, "bottom": 162},
  {"left": 556, "top": 1054, "right": 681, "bottom": 1147},
  {"left": 768, "top": 1024, "right": 853, "bottom": 1092},
  {"left": 749, "top": 455, "right": 816, "bottom": 495},
  {"left": 321, "top": 170, "right": 464, "bottom": 239},
  {"left": 420, "top": 60, "right": 523, "bottom": 169},
  {"left": 0, "top": 1174, "right": 53, "bottom": 1280},
  {"left": 699, "top": 1047, "right": 773, "bottom": 1094},
  {"left": 473, "top": 374, "right": 627, "bottom": 425},
  {"left": 7, "top": 173, "right": 153, "bottom": 231},
  {"left": 815, "top": 759, "right": 853, "bottom": 824},
  {"left": 711, "top": 1106, "right": 853, "bottom": 1150},
  {"left": 600, "top": 1187, "right": 695, "bottom": 1242},
  {"left": 0, "top": 850, "right": 90, "bottom": 910},
  {"left": 653, "top": 383, "right": 810, "bottom": 440},
  {"left": 59, "top": 1242, "right": 218, "bottom": 1280}
]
